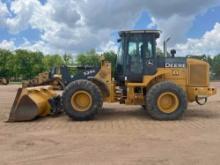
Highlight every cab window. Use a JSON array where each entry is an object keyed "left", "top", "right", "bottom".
[{"left": 128, "top": 41, "right": 143, "bottom": 74}]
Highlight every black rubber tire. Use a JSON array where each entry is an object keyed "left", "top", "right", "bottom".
[
  {"left": 62, "top": 80, "right": 103, "bottom": 121},
  {"left": 146, "top": 81, "right": 187, "bottom": 120}
]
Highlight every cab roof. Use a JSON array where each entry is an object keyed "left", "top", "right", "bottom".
[{"left": 119, "top": 30, "right": 161, "bottom": 38}]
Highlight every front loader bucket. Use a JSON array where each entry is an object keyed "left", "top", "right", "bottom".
[{"left": 8, "top": 86, "right": 58, "bottom": 122}]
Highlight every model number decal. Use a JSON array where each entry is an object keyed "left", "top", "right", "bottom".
[
  {"left": 83, "top": 70, "right": 96, "bottom": 76},
  {"left": 165, "top": 63, "right": 185, "bottom": 68}
]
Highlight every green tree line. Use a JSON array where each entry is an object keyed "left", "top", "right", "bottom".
[{"left": 1, "top": 48, "right": 220, "bottom": 81}]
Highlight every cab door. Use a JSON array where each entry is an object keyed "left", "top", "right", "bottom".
[
  {"left": 126, "top": 36, "right": 157, "bottom": 82},
  {"left": 142, "top": 39, "right": 157, "bottom": 75},
  {"left": 126, "top": 40, "right": 144, "bottom": 82}
]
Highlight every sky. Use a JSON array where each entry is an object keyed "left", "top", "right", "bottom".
[{"left": 0, "top": 0, "right": 220, "bottom": 56}]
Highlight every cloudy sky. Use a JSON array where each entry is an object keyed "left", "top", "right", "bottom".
[{"left": 0, "top": 0, "right": 220, "bottom": 56}]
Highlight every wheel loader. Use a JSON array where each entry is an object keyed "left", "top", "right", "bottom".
[{"left": 8, "top": 30, "right": 217, "bottom": 122}]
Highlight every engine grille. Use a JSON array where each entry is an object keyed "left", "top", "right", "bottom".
[{"left": 188, "top": 63, "right": 209, "bottom": 87}]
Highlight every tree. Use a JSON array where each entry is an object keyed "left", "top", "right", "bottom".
[
  {"left": 76, "top": 49, "right": 100, "bottom": 66},
  {"left": 43, "top": 54, "right": 64, "bottom": 70},
  {"left": 13, "top": 50, "right": 32, "bottom": 80},
  {"left": 156, "top": 48, "right": 164, "bottom": 57},
  {"left": 13, "top": 50, "right": 45, "bottom": 80},
  {"left": 206, "top": 56, "right": 213, "bottom": 66},
  {"left": 30, "top": 51, "right": 45, "bottom": 78},
  {"left": 212, "top": 54, "right": 220, "bottom": 80},
  {"left": 0, "top": 49, "right": 14, "bottom": 78},
  {"left": 103, "top": 51, "right": 117, "bottom": 74},
  {"left": 63, "top": 53, "right": 74, "bottom": 65}
]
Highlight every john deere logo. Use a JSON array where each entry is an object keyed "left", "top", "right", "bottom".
[{"left": 165, "top": 63, "right": 185, "bottom": 68}]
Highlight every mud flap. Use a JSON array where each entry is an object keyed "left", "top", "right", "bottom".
[{"left": 8, "top": 86, "right": 61, "bottom": 122}]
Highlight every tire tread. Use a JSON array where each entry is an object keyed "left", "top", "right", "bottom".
[
  {"left": 62, "top": 80, "right": 103, "bottom": 121},
  {"left": 146, "top": 81, "right": 187, "bottom": 120}
]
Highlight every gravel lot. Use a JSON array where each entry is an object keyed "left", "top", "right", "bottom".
[{"left": 0, "top": 83, "right": 220, "bottom": 165}]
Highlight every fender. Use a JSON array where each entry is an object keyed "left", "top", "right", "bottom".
[
  {"left": 88, "top": 77, "right": 110, "bottom": 97},
  {"left": 143, "top": 70, "right": 169, "bottom": 86}
]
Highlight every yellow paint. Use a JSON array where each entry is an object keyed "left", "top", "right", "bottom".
[
  {"left": 187, "top": 87, "right": 217, "bottom": 102},
  {"left": 94, "top": 58, "right": 216, "bottom": 106},
  {"left": 157, "top": 92, "right": 179, "bottom": 113},
  {"left": 71, "top": 90, "right": 92, "bottom": 112},
  {"left": 95, "top": 60, "right": 117, "bottom": 103},
  {"left": 9, "top": 86, "right": 57, "bottom": 122},
  {"left": 125, "top": 86, "right": 144, "bottom": 105},
  {"left": 53, "top": 74, "right": 62, "bottom": 79},
  {"left": 186, "top": 58, "right": 209, "bottom": 87}
]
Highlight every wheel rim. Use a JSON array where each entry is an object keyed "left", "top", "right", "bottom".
[
  {"left": 157, "top": 92, "right": 179, "bottom": 114},
  {"left": 71, "top": 91, "right": 92, "bottom": 112}
]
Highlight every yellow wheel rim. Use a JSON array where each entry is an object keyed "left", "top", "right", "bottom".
[
  {"left": 71, "top": 91, "right": 92, "bottom": 112},
  {"left": 157, "top": 92, "right": 179, "bottom": 114}
]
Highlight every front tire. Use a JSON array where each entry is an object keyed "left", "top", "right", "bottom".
[
  {"left": 146, "top": 81, "right": 187, "bottom": 120},
  {"left": 62, "top": 80, "right": 103, "bottom": 121}
]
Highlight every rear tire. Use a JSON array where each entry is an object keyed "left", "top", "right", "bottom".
[
  {"left": 146, "top": 81, "right": 187, "bottom": 120},
  {"left": 62, "top": 80, "right": 103, "bottom": 121}
]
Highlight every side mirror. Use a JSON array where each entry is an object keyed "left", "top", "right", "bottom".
[{"left": 170, "top": 49, "right": 176, "bottom": 58}]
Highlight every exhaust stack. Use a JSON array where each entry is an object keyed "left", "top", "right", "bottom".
[{"left": 163, "top": 37, "right": 171, "bottom": 57}]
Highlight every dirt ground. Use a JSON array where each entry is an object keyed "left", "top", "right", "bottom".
[{"left": 0, "top": 83, "right": 220, "bottom": 165}]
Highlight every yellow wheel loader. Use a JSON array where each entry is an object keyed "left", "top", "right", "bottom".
[{"left": 8, "top": 30, "right": 217, "bottom": 122}]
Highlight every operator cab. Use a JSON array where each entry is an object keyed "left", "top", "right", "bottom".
[{"left": 115, "top": 30, "right": 160, "bottom": 83}]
